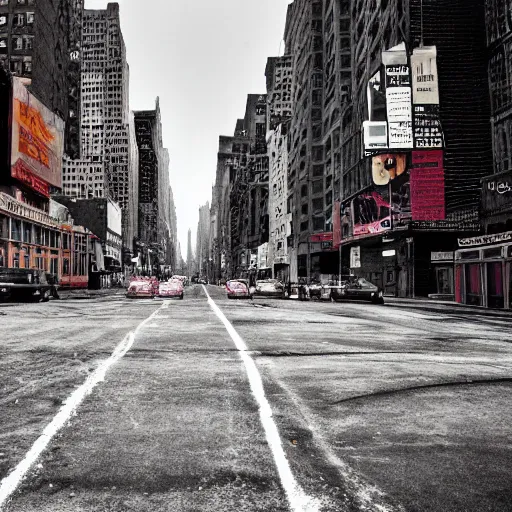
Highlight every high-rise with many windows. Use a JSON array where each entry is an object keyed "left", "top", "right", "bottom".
[{"left": 62, "top": 2, "right": 139, "bottom": 261}]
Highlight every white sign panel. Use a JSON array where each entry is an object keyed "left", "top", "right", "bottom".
[
  {"left": 411, "top": 46, "right": 440, "bottom": 105},
  {"left": 350, "top": 246, "right": 361, "bottom": 268}
]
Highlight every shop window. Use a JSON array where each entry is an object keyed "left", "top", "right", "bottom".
[
  {"left": 465, "top": 264, "right": 482, "bottom": 306},
  {"left": 487, "top": 262, "right": 504, "bottom": 309},
  {"left": 63, "top": 258, "right": 70, "bottom": 276},
  {"left": 460, "top": 250, "right": 479, "bottom": 260},
  {"left": 436, "top": 267, "right": 454, "bottom": 295}
]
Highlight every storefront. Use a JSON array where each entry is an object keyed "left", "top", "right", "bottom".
[{"left": 455, "top": 232, "right": 512, "bottom": 309}]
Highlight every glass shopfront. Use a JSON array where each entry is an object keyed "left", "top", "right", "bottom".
[{"left": 455, "top": 238, "right": 512, "bottom": 309}]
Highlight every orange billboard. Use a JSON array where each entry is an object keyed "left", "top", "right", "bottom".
[{"left": 11, "top": 77, "right": 64, "bottom": 190}]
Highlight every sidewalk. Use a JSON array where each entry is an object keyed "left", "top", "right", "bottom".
[
  {"left": 58, "top": 287, "right": 125, "bottom": 300},
  {"left": 385, "top": 296, "right": 512, "bottom": 317}
]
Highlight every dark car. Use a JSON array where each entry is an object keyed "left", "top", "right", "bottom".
[
  {"left": 331, "top": 277, "right": 384, "bottom": 304},
  {"left": 0, "top": 268, "right": 52, "bottom": 302}
]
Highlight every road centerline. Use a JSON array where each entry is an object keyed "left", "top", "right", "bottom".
[
  {"left": 0, "top": 300, "right": 170, "bottom": 510},
  {"left": 202, "top": 285, "right": 322, "bottom": 512}
]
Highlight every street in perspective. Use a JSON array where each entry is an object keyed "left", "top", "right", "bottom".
[{"left": 1, "top": 0, "right": 512, "bottom": 511}]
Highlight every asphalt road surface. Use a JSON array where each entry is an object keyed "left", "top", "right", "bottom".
[{"left": 1, "top": 285, "right": 512, "bottom": 511}]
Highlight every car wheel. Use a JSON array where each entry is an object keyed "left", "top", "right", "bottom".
[
  {"left": 180, "top": 294, "right": 184, "bottom": 300},
  {"left": 40, "top": 290, "right": 50, "bottom": 303}
]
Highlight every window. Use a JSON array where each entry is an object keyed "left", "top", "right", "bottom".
[
  {"left": 0, "top": 0, "right": 8, "bottom": 6},
  {"left": 26, "top": 12, "right": 34, "bottom": 24},
  {"left": 13, "top": 37, "right": 23, "bottom": 51},
  {"left": 23, "top": 59, "right": 31, "bottom": 73},
  {"left": 63, "top": 258, "right": 70, "bottom": 276},
  {"left": 14, "top": 13, "right": 24, "bottom": 26},
  {"left": 0, "top": 15, "right": 7, "bottom": 26},
  {"left": 312, "top": 216, "right": 324, "bottom": 231},
  {"left": 11, "top": 219, "right": 21, "bottom": 241},
  {"left": 23, "top": 36, "right": 33, "bottom": 50},
  {"left": 23, "top": 222, "right": 32, "bottom": 243}
]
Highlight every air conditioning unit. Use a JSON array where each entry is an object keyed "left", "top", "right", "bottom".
[{"left": 363, "top": 121, "right": 388, "bottom": 151}]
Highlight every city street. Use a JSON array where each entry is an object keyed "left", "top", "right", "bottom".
[{"left": 1, "top": 286, "right": 512, "bottom": 511}]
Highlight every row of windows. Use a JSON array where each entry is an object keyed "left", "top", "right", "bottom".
[
  {"left": 0, "top": 0, "right": 35, "bottom": 5},
  {"left": 0, "top": 12, "right": 34, "bottom": 27}
]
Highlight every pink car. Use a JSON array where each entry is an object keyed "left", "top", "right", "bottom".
[
  {"left": 226, "top": 279, "right": 252, "bottom": 299},
  {"left": 158, "top": 279, "right": 184, "bottom": 299},
  {"left": 126, "top": 280, "right": 154, "bottom": 299}
]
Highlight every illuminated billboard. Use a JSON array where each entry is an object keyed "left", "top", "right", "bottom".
[{"left": 10, "top": 77, "right": 64, "bottom": 193}]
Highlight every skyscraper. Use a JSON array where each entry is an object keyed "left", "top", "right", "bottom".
[
  {"left": 134, "top": 98, "right": 174, "bottom": 268},
  {"left": 62, "top": 2, "right": 139, "bottom": 261}
]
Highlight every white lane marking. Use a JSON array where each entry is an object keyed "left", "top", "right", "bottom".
[
  {"left": 202, "top": 286, "right": 321, "bottom": 512},
  {"left": 0, "top": 300, "right": 170, "bottom": 510}
]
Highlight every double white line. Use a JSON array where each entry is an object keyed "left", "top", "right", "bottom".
[{"left": 203, "top": 286, "right": 321, "bottom": 512}]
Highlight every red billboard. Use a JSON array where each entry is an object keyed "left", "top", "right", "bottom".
[
  {"left": 10, "top": 77, "right": 64, "bottom": 191},
  {"left": 410, "top": 150, "right": 446, "bottom": 221}
]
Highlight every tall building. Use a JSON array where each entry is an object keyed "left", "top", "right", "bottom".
[
  {"left": 0, "top": 0, "right": 83, "bottom": 158},
  {"left": 134, "top": 98, "right": 174, "bottom": 270},
  {"left": 186, "top": 228, "right": 194, "bottom": 277},
  {"left": 228, "top": 94, "right": 269, "bottom": 278},
  {"left": 62, "top": 3, "right": 139, "bottom": 262},
  {"left": 454, "top": 1, "right": 512, "bottom": 309},
  {"left": 265, "top": 55, "right": 293, "bottom": 280},
  {"left": 196, "top": 201, "right": 210, "bottom": 277}
]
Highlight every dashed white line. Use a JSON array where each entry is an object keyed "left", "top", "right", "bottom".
[
  {"left": 0, "top": 300, "right": 170, "bottom": 510},
  {"left": 203, "top": 286, "right": 322, "bottom": 512}
]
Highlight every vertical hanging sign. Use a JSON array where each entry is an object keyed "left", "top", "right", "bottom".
[
  {"left": 382, "top": 43, "right": 413, "bottom": 149},
  {"left": 411, "top": 46, "right": 443, "bottom": 148}
]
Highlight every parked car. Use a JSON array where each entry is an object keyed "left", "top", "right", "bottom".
[
  {"left": 159, "top": 279, "right": 184, "bottom": 299},
  {"left": 253, "top": 279, "right": 285, "bottom": 298},
  {"left": 226, "top": 279, "right": 252, "bottom": 299},
  {"left": 0, "top": 268, "right": 52, "bottom": 302},
  {"left": 126, "top": 279, "right": 155, "bottom": 299},
  {"left": 331, "top": 277, "right": 385, "bottom": 304}
]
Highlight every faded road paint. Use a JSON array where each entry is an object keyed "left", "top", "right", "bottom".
[
  {"left": 203, "top": 285, "right": 322, "bottom": 512},
  {"left": 0, "top": 300, "right": 170, "bottom": 510}
]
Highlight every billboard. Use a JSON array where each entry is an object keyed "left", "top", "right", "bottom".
[
  {"left": 411, "top": 46, "right": 443, "bottom": 149},
  {"left": 352, "top": 191, "right": 391, "bottom": 237},
  {"left": 410, "top": 150, "right": 446, "bottom": 221},
  {"left": 382, "top": 43, "right": 413, "bottom": 149},
  {"left": 11, "top": 77, "right": 64, "bottom": 192},
  {"left": 371, "top": 153, "right": 406, "bottom": 186}
]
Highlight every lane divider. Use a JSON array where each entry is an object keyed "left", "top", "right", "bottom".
[
  {"left": 202, "top": 286, "right": 321, "bottom": 512},
  {"left": 0, "top": 300, "right": 170, "bottom": 510}
]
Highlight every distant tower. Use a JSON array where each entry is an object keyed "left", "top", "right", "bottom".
[{"left": 186, "top": 229, "right": 194, "bottom": 277}]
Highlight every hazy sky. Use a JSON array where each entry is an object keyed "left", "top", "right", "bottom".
[{"left": 84, "top": 0, "right": 291, "bottom": 259}]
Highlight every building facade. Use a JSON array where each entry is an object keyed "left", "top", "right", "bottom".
[
  {"left": 134, "top": 98, "right": 175, "bottom": 273},
  {"left": 452, "top": 0, "right": 512, "bottom": 309},
  {"left": 196, "top": 201, "right": 210, "bottom": 278},
  {"left": 62, "top": 3, "right": 139, "bottom": 263},
  {"left": 0, "top": 0, "right": 83, "bottom": 158},
  {"left": 276, "top": 0, "right": 492, "bottom": 298}
]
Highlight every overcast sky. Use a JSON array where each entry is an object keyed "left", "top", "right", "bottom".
[{"left": 84, "top": 0, "right": 290, "bottom": 260}]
